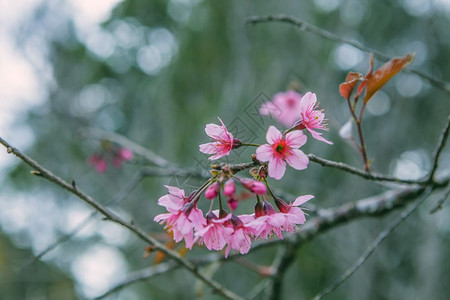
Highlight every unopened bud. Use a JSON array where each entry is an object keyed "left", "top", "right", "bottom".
[
  {"left": 223, "top": 179, "right": 235, "bottom": 196},
  {"left": 241, "top": 178, "right": 266, "bottom": 195},
  {"left": 226, "top": 194, "right": 238, "bottom": 210},
  {"left": 205, "top": 182, "right": 220, "bottom": 200},
  {"left": 274, "top": 197, "right": 290, "bottom": 213},
  {"left": 254, "top": 201, "right": 264, "bottom": 218},
  {"left": 263, "top": 201, "right": 276, "bottom": 215}
]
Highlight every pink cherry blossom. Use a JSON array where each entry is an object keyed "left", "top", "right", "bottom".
[
  {"left": 113, "top": 148, "right": 134, "bottom": 167},
  {"left": 88, "top": 155, "right": 108, "bottom": 173},
  {"left": 225, "top": 215, "right": 253, "bottom": 257},
  {"left": 247, "top": 201, "right": 286, "bottom": 239},
  {"left": 256, "top": 126, "right": 309, "bottom": 180},
  {"left": 294, "top": 92, "right": 333, "bottom": 144},
  {"left": 199, "top": 117, "right": 238, "bottom": 160},
  {"left": 154, "top": 186, "right": 206, "bottom": 249},
  {"left": 275, "top": 195, "right": 314, "bottom": 233},
  {"left": 260, "top": 90, "right": 303, "bottom": 127},
  {"left": 195, "top": 211, "right": 233, "bottom": 251},
  {"left": 240, "top": 178, "right": 267, "bottom": 195}
]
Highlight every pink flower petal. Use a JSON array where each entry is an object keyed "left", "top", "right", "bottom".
[
  {"left": 266, "top": 126, "right": 282, "bottom": 144},
  {"left": 309, "top": 129, "right": 333, "bottom": 145},
  {"left": 199, "top": 142, "right": 218, "bottom": 154},
  {"left": 255, "top": 144, "right": 273, "bottom": 162},
  {"left": 285, "top": 130, "right": 307, "bottom": 148},
  {"left": 164, "top": 185, "right": 185, "bottom": 198},
  {"left": 300, "top": 92, "right": 317, "bottom": 112},
  {"left": 259, "top": 102, "right": 279, "bottom": 116},
  {"left": 205, "top": 123, "right": 224, "bottom": 138},
  {"left": 285, "top": 149, "right": 309, "bottom": 170},
  {"left": 268, "top": 158, "right": 286, "bottom": 180},
  {"left": 293, "top": 195, "right": 314, "bottom": 206}
]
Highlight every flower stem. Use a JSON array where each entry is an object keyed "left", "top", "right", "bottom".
[
  {"left": 347, "top": 95, "right": 370, "bottom": 172},
  {"left": 218, "top": 192, "right": 224, "bottom": 211},
  {"left": 256, "top": 195, "right": 262, "bottom": 204},
  {"left": 193, "top": 178, "right": 214, "bottom": 202},
  {"left": 240, "top": 143, "right": 261, "bottom": 147},
  {"left": 264, "top": 178, "right": 277, "bottom": 200}
]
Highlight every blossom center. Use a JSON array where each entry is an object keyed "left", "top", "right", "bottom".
[
  {"left": 272, "top": 139, "right": 290, "bottom": 158},
  {"left": 287, "top": 98, "right": 296, "bottom": 108}
]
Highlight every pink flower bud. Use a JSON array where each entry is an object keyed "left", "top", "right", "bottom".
[
  {"left": 240, "top": 178, "right": 266, "bottom": 195},
  {"left": 230, "top": 214, "right": 244, "bottom": 228},
  {"left": 226, "top": 194, "right": 238, "bottom": 210},
  {"left": 205, "top": 182, "right": 220, "bottom": 200},
  {"left": 119, "top": 148, "right": 134, "bottom": 161},
  {"left": 254, "top": 201, "right": 264, "bottom": 218},
  {"left": 223, "top": 179, "right": 235, "bottom": 196},
  {"left": 274, "top": 197, "right": 290, "bottom": 213},
  {"left": 88, "top": 155, "right": 108, "bottom": 173},
  {"left": 263, "top": 201, "right": 276, "bottom": 215}
]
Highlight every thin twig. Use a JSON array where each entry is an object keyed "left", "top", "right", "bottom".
[
  {"left": 247, "top": 14, "right": 450, "bottom": 93},
  {"left": 81, "top": 128, "right": 172, "bottom": 168},
  {"left": 307, "top": 154, "right": 427, "bottom": 185},
  {"left": 312, "top": 187, "right": 433, "bottom": 300},
  {"left": 266, "top": 244, "right": 296, "bottom": 300},
  {"left": 22, "top": 171, "right": 145, "bottom": 269},
  {"left": 95, "top": 262, "right": 178, "bottom": 300},
  {"left": 0, "top": 136, "right": 245, "bottom": 300},
  {"left": 428, "top": 115, "right": 450, "bottom": 182},
  {"left": 140, "top": 166, "right": 209, "bottom": 179},
  {"left": 429, "top": 184, "right": 450, "bottom": 214}
]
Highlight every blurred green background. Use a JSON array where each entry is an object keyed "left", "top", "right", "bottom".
[{"left": 1, "top": 0, "right": 449, "bottom": 299}]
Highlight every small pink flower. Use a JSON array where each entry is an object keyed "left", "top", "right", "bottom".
[
  {"left": 199, "top": 118, "right": 238, "bottom": 160},
  {"left": 256, "top": 126, "right": 309, "bottom": 180},
  {"left": 247, "top": 201, "right": 285, "bottom": 239},
  {"left": 154, "top": 186, "right": 206, "bottom": 249},
  {"left": 225, "top": 215, "right": 253, "bottom": 257},
  {"left": 113, "top": 148, "right": 134, "bottom": 167},
  {"left": 88, "top": 155, "right": 108, "bottom": 173},
  {"left": 119, "top": 148, "right": 134, "bottom": 160},
  {"left": 240, "top": 178, "right": 267, "bottom": 195},
  {"left": 223, "top": 179, "right": 235, "bottom": 196},
  {"left": 205, "top": 182, "right": 220, "bottom": 200},
  {"left": 294, "top": 92, "right": 332, "bottom": 144},
  {"left": 275, "top": 195, "right": 314, "bottom": 232},
  {"left": 260, "top": 90, "right": 303, "bottom": 127},
  {"left": 195, "top": 211, "right": 233, "bottom": 251}
]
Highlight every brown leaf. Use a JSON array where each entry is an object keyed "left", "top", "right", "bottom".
[
  {"left": 363, "top": 53, "right": 415, "bottom": 103},
  {"left": 339, "top": 72, "right": 363, "bottom": 100}
]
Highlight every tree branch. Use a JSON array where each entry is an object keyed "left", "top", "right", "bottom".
[
  {"left": 0, "top": 136, "right": 244, "bottom": 300},
  {"left": 247, "top": 14, "right": 450, "bottom": 94},
  {"left": 312, "top": 187, "right": 433, "bottom": 300},
  {"left": 22, "top": 170, "right": 145, "bottom": 269},
  {"left": 307, "top": 154, "right": 427, "bottom": 185},
  {"left": 95, "top": 262, "right": 178, "bottom": 300},
  {"left": 266, "top": 244, "right": 296, "bottom": 300},
  {"left": 81, "top": 128, "right": 172, "bottom": 168},
  {"left": 428, "top": 115, "right": 450, "bottom": 182}
]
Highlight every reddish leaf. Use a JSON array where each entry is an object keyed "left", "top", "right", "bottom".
[
  {"left": 356, "top": 54, "right": 374, "bottom": 98},
  {"left": 339, "top": 72, "right": 363, "bottom": 100},
  {"left": 363, "top": 53, "right": 415, "bottom": 103}
]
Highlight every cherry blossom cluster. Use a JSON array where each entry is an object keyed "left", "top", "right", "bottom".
[
  {"left": 154, "top": 91, "right": 332, "bottom": 257},
  {"left": 88, "top": 146, "right": 134, "bottom": 173}
]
